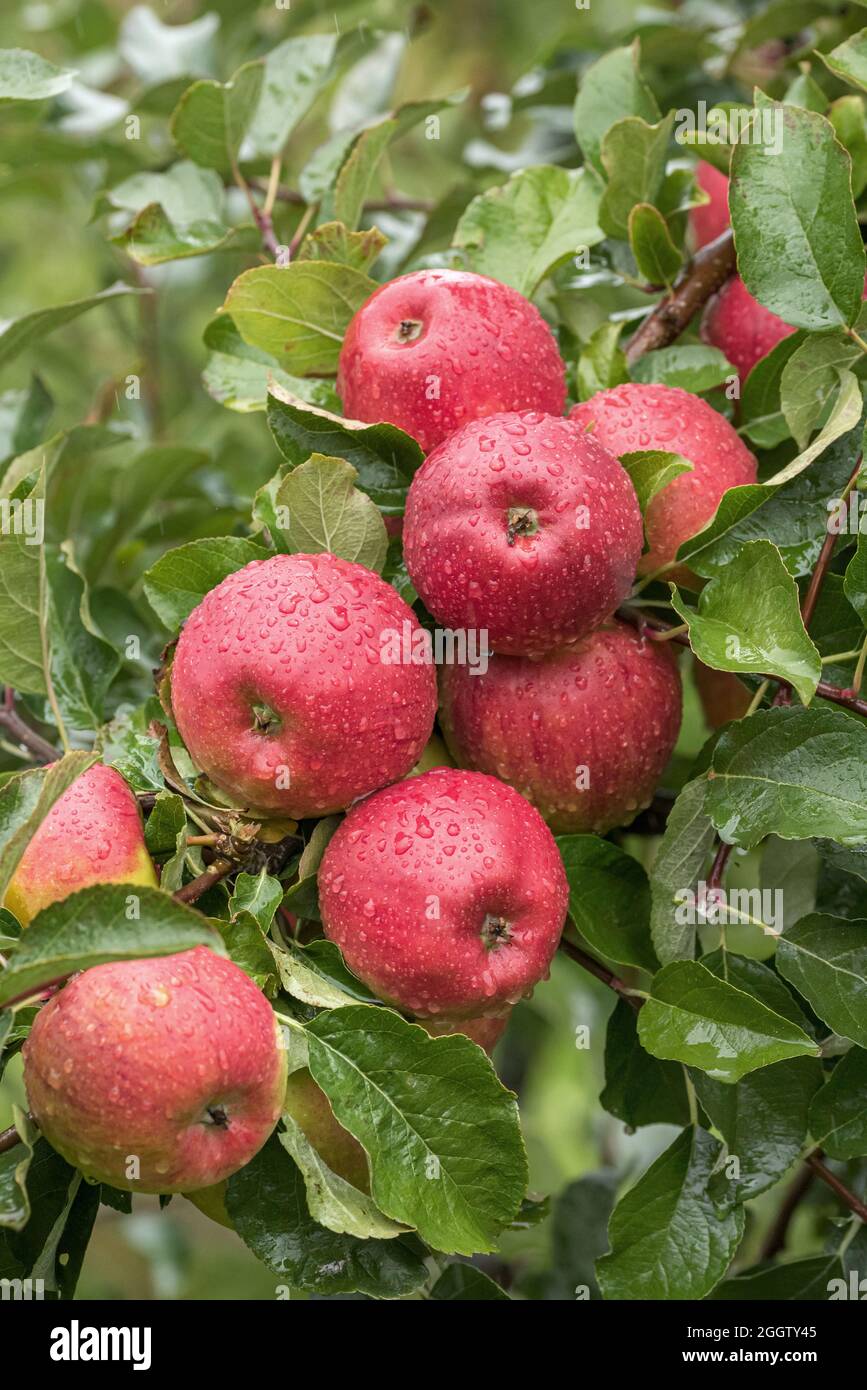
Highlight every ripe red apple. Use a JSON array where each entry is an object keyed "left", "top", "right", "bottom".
[
  {"left": 439, "top": 620, "right": 682, "bottom": 834},
  {"left": 693, "top": 659, "right": 751, "bottom": 730},
  {"left": 337, "top": 269, "right": 567, "bottom": 452},
  {"left": 23, "top": 946, "right": 287, "bottom": 1193},
  {"left": 170, "top": 552, "right": 437, "bottom": 818},
  {"left": 690, "top": 159, "right": 730, "bottom": 249},
  {"left": 319, "top": 767, "right": 568, "bottom": 1019},
  {"left": 570, "top": 383, "right": 757, "bottom": 577},
  {"left": 420, "top": 1011, "right": 510, "bottom": 1054},
  {"left": 402, "top": 411, "right": 643, "bottom": 655},
  {"left": 701, "top": 273, "right": 797, "bottom": 381},
  {"left": 4, "top": 763, "right": 157, "bottom": 927}
]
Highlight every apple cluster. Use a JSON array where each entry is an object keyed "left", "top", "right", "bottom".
[{"left": 14, "top": 234, "right": 764, "bottom": 1208}]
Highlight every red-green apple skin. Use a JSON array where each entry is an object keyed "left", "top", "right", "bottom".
[
  {"left": 690, "top": 160, "right": 730, "bottom": 249},
  {"left": 420, "top": 1012, "right": 509, "bottom": 1054},
  {"left": 284, "top": 1067, "right": 370, "bottom": 1191},
  {"left": 570, "top": 383, "right": 757, "bottom": 577},
  {"left": 403, "top": 411, "right": 643, "bottom": 655},
  {"left": 337, "top": 269, "right": 567, "bottom": 453},
  {"left": 185, "top": 1181, "right": 233, "bottom": 1228},
  {"left": 23, "top": 947, "right": 287, "bottom": 1193},
  {"left": 170, "top": 552, "right": 437, "bottom": 818},
  {"left": 439, "top": 621, "right": 682, "bottom": 835},
  {"left": 4, "top": 763, "right": 157, "bottom": 927},
  {"left": 693, "top": 659, "right": 751, "bottom": 730},
  {"left": 319, "top": 767, "right": 568, "bottom": 1019}
]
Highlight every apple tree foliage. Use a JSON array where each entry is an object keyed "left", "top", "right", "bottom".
[{"left": 1, "top": 0, "right": 867, "bottom": 1301}]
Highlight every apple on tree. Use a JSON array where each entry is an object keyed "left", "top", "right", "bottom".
[
  {"left": 170, "top": 551, "right": 437, "bottom": 819},
  {"left": 570, "top": 382, "right": 757, "bottom": 579},
  {"left": 4, "top": 763, "right": 157, "bottom": 927},
  {"left": 318, "top": 767, "right": 568, "bottom": 1020},
  {"left": 23, "top": 946, "right": 287, "bottom": 1193},
  {"left": 403, "top": 410, "right": 643, "bottom": 654},
  {"left": 439, "top": 620, "right": 682, "bottom": 835},
  {"left": 337, "top": 268, "right": 567, "bottom": 452}
]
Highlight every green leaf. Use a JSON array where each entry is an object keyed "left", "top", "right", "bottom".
[
  {"left": 142, "top": 536, "right": 267, "bottom": 630},
  {"left": 820, "top": 29, "right": 867, "bottom": 94},
  {"left": 170, "top": 61, "right": 265, "bottom": 172},
  {"left": 693, "top": 1056, "right": 822, "bottom": 1203},
  {"left": 709, "top": 1254, "right": 841, "bottom": 1301},
  {"left": 0, "top": 378, "right": 52, "bottom": 464},
  {"left": 670, "top": 540, "right": 821, "bottom": 706},
  {"left": 730, "top": 101, "right": 866, "bottom": 330},
  {"left": 599, "top": 113, "right": 674, "bottom": 241},
  {"left": 763, "top": 369, "right": 864, "bottom": 487},
  {"left": 573, "top": 41, "right": 660, "bottom": 175},
  {"left": 453, "top": 164, "right": 605, "bottom": 296},
  {"left": 243, "top": 34, "right": 338, "bottom": 159},
  {"left": 305, "top": 1006, "right": 528, "bottom": 1255},
  {"left": 223, "top": 262, "right": 375, "bottom": 376},
  {"left": 0, "top": 1110, "right": 34, "bottom": 1231},
  {"left": 201, "top": 316, "right": 339, "bottom": 415},
  {"left": 279, "top": 814, "right": 340, "bottom": 926},
  {"left": 272, "top": 454, "right": 387, "bottom": 572},
  {"left": 0, "top": 283, "right": 146, "bottom": 371},
  {"left": 628, "top": 203, "right": 682, "bottom": 286},
  {"left": 274, "top": 939, "right": 381, "bottom": 1010},
  {"left": 844, "top": 515, "right": 867, "bottom": 625},
  {"left": 707, "top": 706, "right": 867, "bottom": 849},
  {"left": 0, "top": 753, "right": 98, "bottom": 905},
  {"left": 541, "top": 1170, "right": 618, "bottom": 1300},
  {"left": 333, "top": 95, "right": 464, "bottom": 230},
  {"left": 596, "top": 1127, "right": 745, "bottom": 1300},
  {"left": 740, "top": 331, "right": 807, "bottom": 448},
  {"left": 649, "top": 778, "right": 716, "bottom": 964},
  {"left": 638, "top": 960, "right": 818, "bottom": 1083},
  {"left": 229, "top": 871, "right": 283, "bottom": 935},
  {"left": 620, "top": 450, "right": 693, "bottom": 515},
  {"left": 809, "top": 1046, "right": 867, "bottom": 1157},
  {"left": 780, "top": 337, "right": 863, "bottom": 450},
  {"left": 267, "top": 385, "right": 423, "bottom": 512},
  {"left": 0, "top": 49, "right": 75, "bottom": 104},
  {"left": 279, "top": 1113, "right": 406, "bottom": 1241},
  {"left": 227, "top": 1133, "right": 427, "bottom": 1297},
  {"left": 576, "top": 322, "right": 628, "bottom": 401},
  {"left": 557, "top": 835, "right": 657, "bottom": 973},
  {"left": 776, "top": 914, "right": 867, "bottom": 1047},
  {"left": 103, "top": 161, "right": 253, "bottom": 265},
  {"left": 297, "top": 222, "right": 387, "bottom": 273},
  {"left": 601, "top": 999, "right": 692, "bottom": 1129},
  {"left": 829, "top": 94, "right": 867, "bottom": 198},
  {"left": 429, "top": 1263, "right": 509, "bottom": 1300},
  {"left": 631, "top": 345, "right": 735, "bottom": 394},
  {"left": 0, "top": 884, "right": 225, "bottom": 1007}
]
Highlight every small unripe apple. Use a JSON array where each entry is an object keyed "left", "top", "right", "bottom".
[
  {"left": 337, "top": 269, "right": 567, "bottom": 452},
  {"left": 693, "top": 659, "right": 751, "bottom": 730},
  {"left": 439, "top": 621, "right": 682, "bottom": 834},
  {"left": 319, "top": 767, "right": 568, "bottom": 1019},
  {"left": 570, "top": 383, "right": 757, "bottom": 577},
  {"left": 170, "top": 552, "right": 437, "bottom": 818},
  {"left": 690, "top": 159, "right": 730, "bottom": 249},
  {"left": 403, "top": 411, "right": 643, "bottom": 655},
  {"left": 4, "top": 763, "right": 156, "bottom": 927},
  {"left": 23, "top": 947, "right": 287, "bottom": 1193},
  {"left": 284, "top": 1066, "right": 369, "bottom": 1191}
]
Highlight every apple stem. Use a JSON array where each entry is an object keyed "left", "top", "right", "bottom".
[{"left": 173, "top": 857, "right": 235, "bottom": 905}]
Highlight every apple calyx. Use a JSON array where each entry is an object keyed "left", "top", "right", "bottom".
[
  {"left": 205, "top": 1104, "right": 230, "bottom": 1129},
  {"left": 481, "top": 913, "right": 513, "bottom": 950},
  {"left": 251, "top": 703, "right": 281, "bottom": 736},
  {"left": 506, "top": 505, "right": 539, "bottom": 546},
  {"left": 396, "top": 317, "right": 424, "bottom": 343}
]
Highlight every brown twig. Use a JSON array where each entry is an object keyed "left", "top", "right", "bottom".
[
  {"left": 0, "top": 688, "right": 59, "bottom": 764},
  {"left": 707, "top": 840, "right": 733, "bottom": 892},
  {"left": 559, "top": 936, "right": 643, "bottom": 1011},
  {"left": 806, "top": 1151, "right": 867, "bottom": 1224},
  {"left": 759, "top": 1163, "right": 815, "bottom": 1261},
  {"left": 173, "top": 857, "right": 235, "bottom": 905},
  {"left": 625, "top": 229, "right": 735, "bottom": 364}
]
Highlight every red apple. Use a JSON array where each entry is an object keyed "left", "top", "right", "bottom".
[
  {"left": 420, "top": 1012, "right": 510, "bottom": 1054},
  {"left": 337, "top": 269, "right": 567, "bottom": 452},
  {"left": 4, "top": 763, "right": 157, "bottom": 927},
  {"left": 570, "top": 383, "right": 757, "bottom": 577},
  {"left": 23, "top": 947, "right": 287, "bottom": 1193},
  {"left": 693, "top": 658, "right": 751, "bottom": 729},
  {"left": 402, "top": 411, "right": 643, "bottom": 655},
  {"left": 318, "top": 767, "right": 568, "bottom": 1019},
  {"left": 690, "top": 159, "right": 730, "bottom": 249},
  {"left": 701, "top": 273, "right": 797, "bottom": 381},
  {"left": 439, "top": 620, "right": 682, "bottom": 834},
  {"left": 170, "top": 552, "right": 437, "bottom": 818}
]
